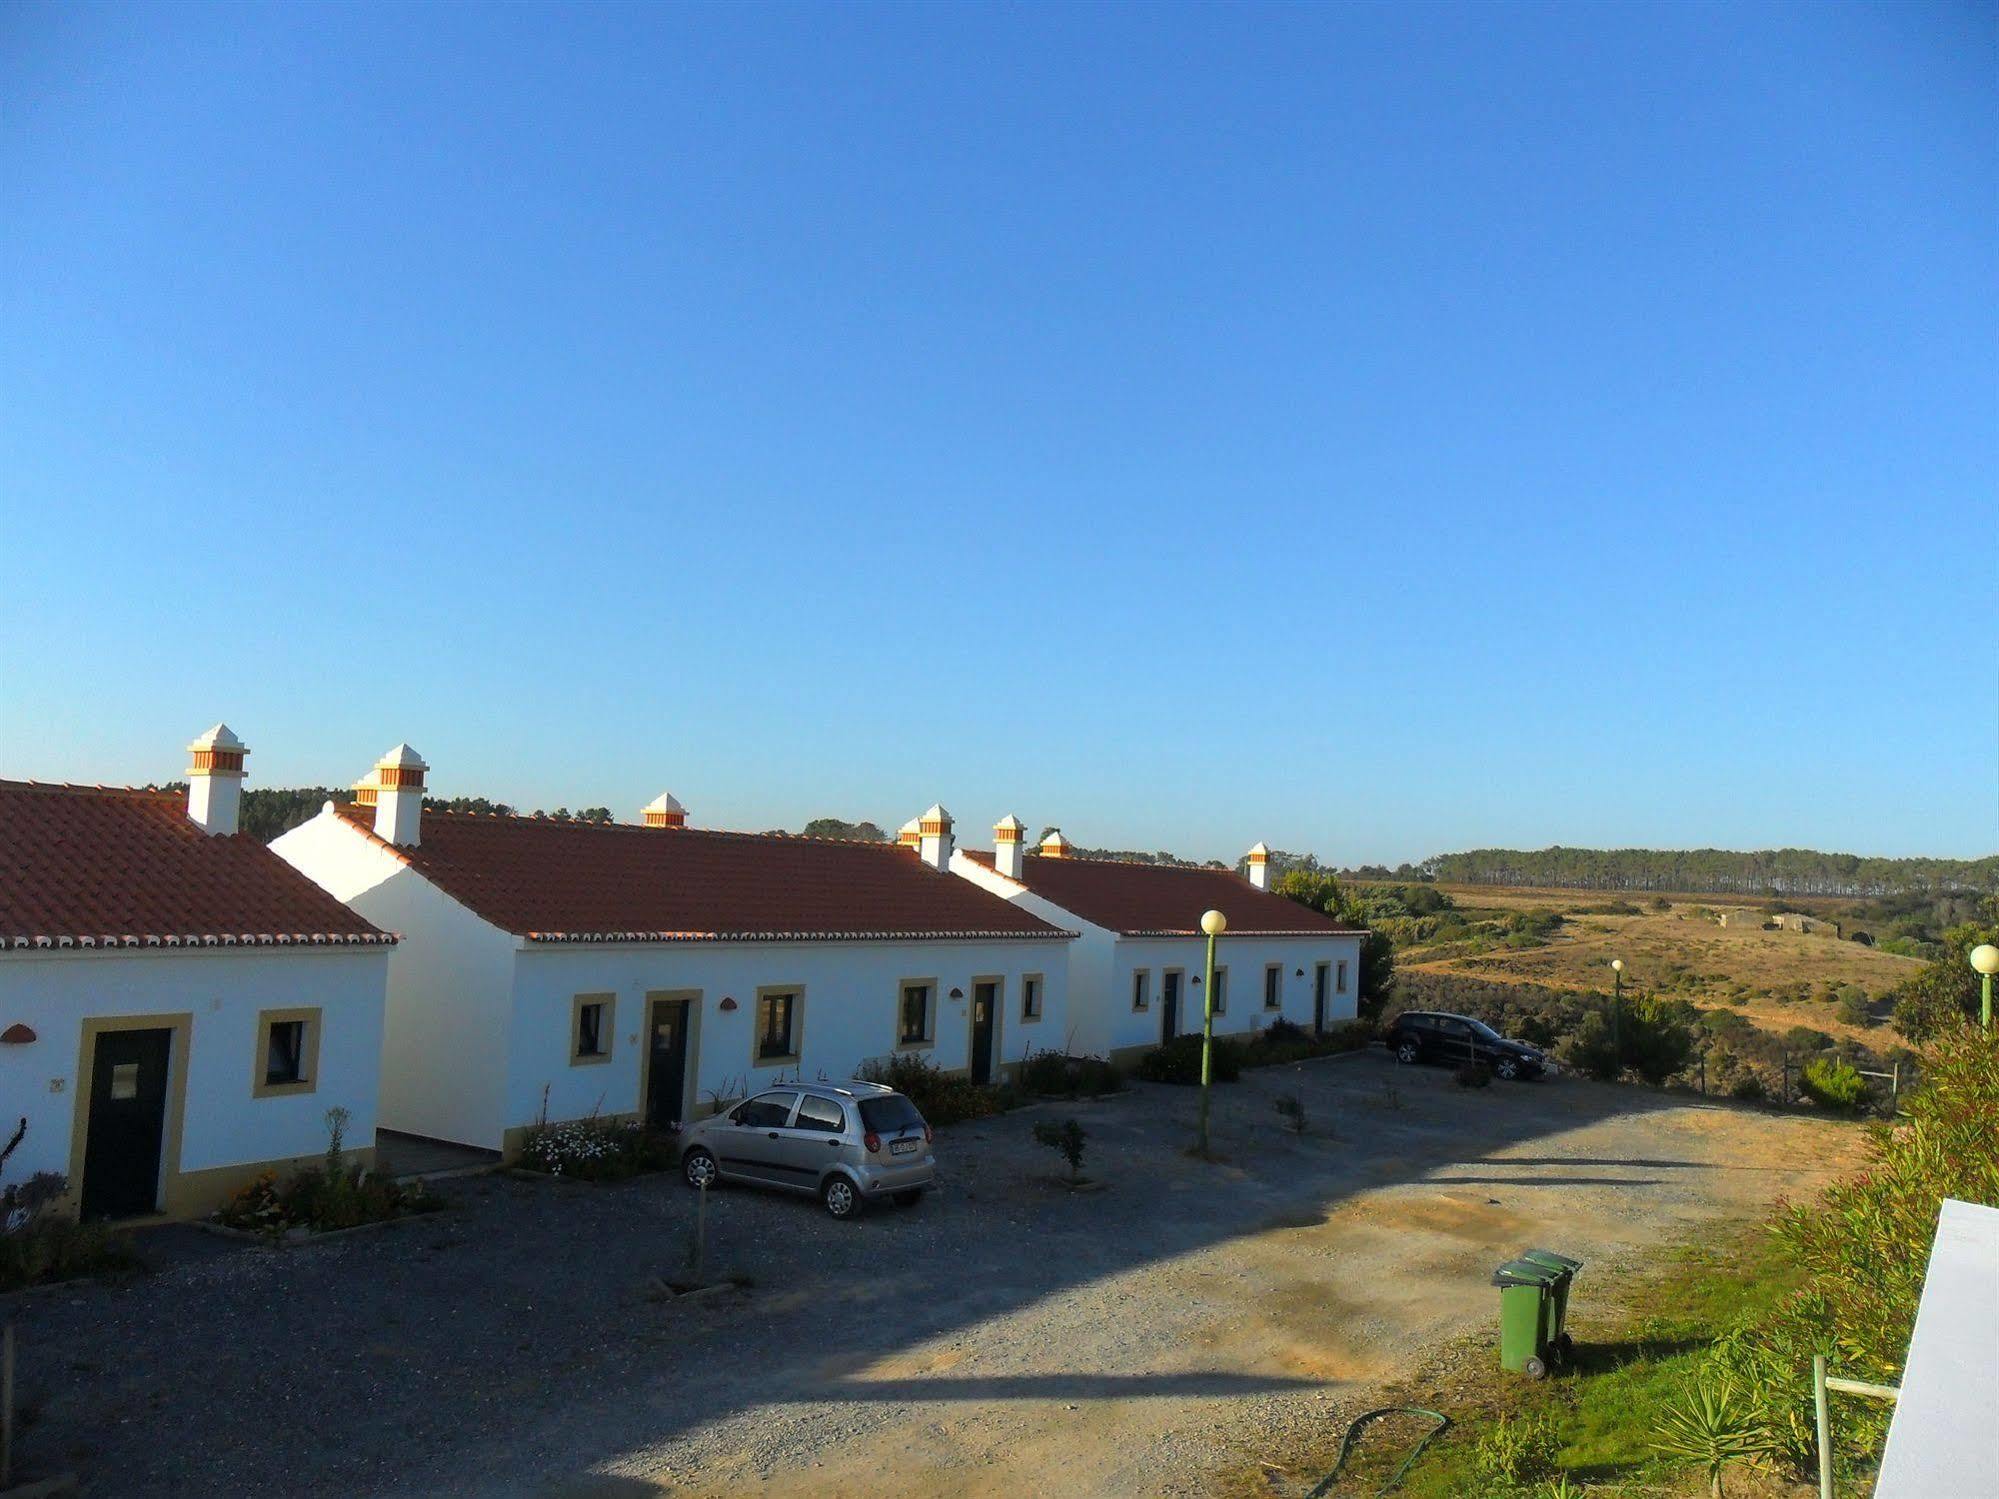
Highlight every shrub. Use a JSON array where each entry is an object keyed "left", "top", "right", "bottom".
[
  {"left": 515, "top": 1117, "right": 676, "bottom": 1181},
  {"left": 1835, "top": 993, "right": 1872, "bottom": 1029},
  {"left": 1728, "top": 1072, "right": 1768, "bottom": 1103},
  {"left": 1798, "top": 1057, "right": 1868, "bottom": 1112},
  {"left": 853, "top": 1051, "right": 1008, "bottom": 1125},
  {"left": 1650, "top": 1370, "right": 1778, "bottom": 1498},
  {"left": 1471, "top": 1413, "right": 1559, "bottom": 1488},
  {"left": 1240, "top": 1019, "right": 1373, "bottom": 1068},
  {"left": 1014, "top": 1049, "right": 1123, "bottom": 1099},
  {"left": 0, "top": 1169, "right": 136, "bottom": 1292},
  {"left": 1262, "top": 1017, "right": 1310, "bottom": 1046},
  {"left": 1454, "top": 1061, "right": 1491, "bottom": 1088},
  {"left": 1135, "top": 1034, "right": 1243, "bottom": 1085},
  {"left": 217, "top": 1164, "right": 435, "bottom": 1235},
  {"left": 1273, "top": 1092, "right": 1307, "bottom": 1135},
  {"left": 1720, "top": 1028, "right": 1999, "bottom": 1470},
  {"left": 1032, "top": 1118, "right": 1087, "bottom": 1181}
]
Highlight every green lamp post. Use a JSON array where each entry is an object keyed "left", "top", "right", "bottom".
[
  {"left": 1609, "top": 957, "right": 1624, "bottom": 1062},
  {"left": 1197, "top": 908, "right": 1227, "bottom": 1156},
  {"left": 1971, "top": 943, "right": 1999, "bottom": 1030}
]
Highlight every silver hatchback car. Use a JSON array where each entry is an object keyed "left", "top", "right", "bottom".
[{"left": 678, "top": 1079, "right": 935, "bottom": 1219}]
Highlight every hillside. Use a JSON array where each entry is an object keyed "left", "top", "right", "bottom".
[{"left": 1418, "top": 846, "right": 1998, "bottom": 898}]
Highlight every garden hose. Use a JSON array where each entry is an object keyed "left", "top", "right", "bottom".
[{"left": 1304, "top": 1405, "right": 1451, "bottom": 1498}]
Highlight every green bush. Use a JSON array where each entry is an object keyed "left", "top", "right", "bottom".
[
  {"left": 1717, "top": 1028, "right": 1999, "bottom": 1471},
  {"left": 0, "top": 1178, "right": 137, "bottom": 1292},
  {"left": 1135, "top": 1034, "right": 1243, "bottom": 1085},
  {"left": 1835, "top": 993, "right": 1872, "bottom": 1029},
  {"left": 1014, "top": 1049, "right": 1123, "bottom": 1099},
  {"left": 1239, "top": 1019, "right": 1373, "bottom": 1068},
  {"left": 1471, "top": 1413, "right": 1559, "bottom": 1488},
  {"left": 1032, "top": 1118, "right": 1087, "bottom": 1181},
  {"left": 1562, "top": 995, "right": 1698, "bottom": 1084},
  {"left": 1454, "top": 1060, "right": 1492, "bottom": 1088},
  {"left": 515, "top": 1117, "right": 677, "bottom": 1181},
  {"left": 1798, "top": 1057, "right": 1868, "bottom": 1112},
  {"left": 853, "top": 1051, "right": 1011, "bottom": 1125}
]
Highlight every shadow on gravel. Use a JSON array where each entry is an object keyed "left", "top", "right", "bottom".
[
  {"left": 1427, "top": 1174, "right": 1663, "bottom": 1188},
  {"left": 12, "top": 1049, "right": 1797, "bottom": 1497},
  {"left": 821, "top": 1370, "right": 1323, "bottom": 1403}
]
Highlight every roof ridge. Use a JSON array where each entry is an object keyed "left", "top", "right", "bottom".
[
  {"left": 367, "top": 804, "right": 908, "bottom": 850},
  {"left": 0, "top": 780, "right": 182, "bottom": 800}
]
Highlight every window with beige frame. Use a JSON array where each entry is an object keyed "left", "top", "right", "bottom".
[
  {"left": 1131, "top": 969, "right": 1151, "bottom": 1010},
  {"left": 755, "top": 986, "right": 804, "bottom": 1066},
  {"left": 897, "top": 979, "right": 937, "bottom": 1050},
  {"left": 1210, "top": 965, "right": 1228, "bottom": 1014},
  {"left": 1020, "top": 973, "right": 1044, "bottom": 1022},
  {"left": 253, "top": 1007, "right": 322, "bottom": 1098},
  {"left": 571, "top": 993, "right": 615, "bottom": 1065}
]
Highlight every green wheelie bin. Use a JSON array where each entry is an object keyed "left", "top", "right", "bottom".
[
  {"left": 1491, "top": 1257, "right": 1563, "bottom": 1378},
  {"left": 1520, "top": 1248, "right": 1583, "bottom": 1359}
]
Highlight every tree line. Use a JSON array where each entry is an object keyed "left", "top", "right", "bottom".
[{"left": 1418, "top": 846, "right": 1998, "bottom": 898}]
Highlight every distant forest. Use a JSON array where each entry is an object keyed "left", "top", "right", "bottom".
[{"left": 1419, "top": 847, "right": 1999, "bottom": 899}]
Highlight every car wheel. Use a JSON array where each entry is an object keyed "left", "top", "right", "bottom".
[
  {"left": 1395, "top": 1040, "right": 1421, "bottom": 1064},
  {"left": 822, "top": 1175, "right": 862, "bottom": 1220},
  {"left": 682, "top": 1147, "right": 718, "bottom": 1190},
  {"left": 1524, "top": 1355, "right": 1548, "bottom": 1380},
  {"left": 1495, "top": 1058, "right": 1521, "bottom": 1081},
  {"left": 893, "top": 1188, "right": 925, "bottom": 1208}
]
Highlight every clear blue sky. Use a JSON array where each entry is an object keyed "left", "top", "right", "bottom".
[{"left": 3, "top": 1, "right": 1993, "bottom": 865}]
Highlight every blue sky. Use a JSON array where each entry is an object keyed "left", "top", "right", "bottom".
[{"left": 3, "top": 1, "right": 1993, "bottom": 865}]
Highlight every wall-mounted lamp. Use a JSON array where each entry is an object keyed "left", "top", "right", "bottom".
[
  {"left": 949, "top": 987, "right": 965, "bottom": 1000},
  {"left": 718, "top": 996, "right": 739, "bottom": 1012},
  {"left": 0, "top": 1024, "right": 34, "bottom": 1045}
]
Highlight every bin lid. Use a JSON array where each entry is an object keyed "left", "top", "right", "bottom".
[
  {"left": 1491, "top": 1257, "right": 1563, "bottom": 1288},
  {"left": 1522, "top": 1248, "right": 1583, "bottom": 1274}
]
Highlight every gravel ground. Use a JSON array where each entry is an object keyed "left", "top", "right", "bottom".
[{"left": 3, "top": 1051, "right": 1863, "bottom": 1498}]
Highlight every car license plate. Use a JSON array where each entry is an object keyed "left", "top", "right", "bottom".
[{"left": 890, "top": 1138, "right": 918, "bottom": 1156}]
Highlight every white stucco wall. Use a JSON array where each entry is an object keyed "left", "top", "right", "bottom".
[
  {"left": 0, "top": 946, "right": 388, "bottom": 1198},
  {"left": 1105, "top": 933, "right": 1361, "bottom": 1054},
  {"left": 273, "top": 809, "right": 515, "bottom": 1149},
  {"left": 504, "top": 936, "right": 1074, "bottom": 1138}
]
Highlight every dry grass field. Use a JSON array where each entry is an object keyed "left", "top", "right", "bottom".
[{"left": 1404, "top": 885, "right": 1924, "bottom": 1044}]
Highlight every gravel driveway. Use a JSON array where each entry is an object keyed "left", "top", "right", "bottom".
[{"left": 4, "top": 1051, "right": 1861, "bottom": 1497}]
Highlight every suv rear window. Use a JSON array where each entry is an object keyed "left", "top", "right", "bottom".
[{"left": 859, "top": 1095, "right": 925, "bottom": 1134}]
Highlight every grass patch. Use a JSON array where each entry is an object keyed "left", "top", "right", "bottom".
[{"left": 1392, "top": 1228, "right": 1801, "bottom": 1497}]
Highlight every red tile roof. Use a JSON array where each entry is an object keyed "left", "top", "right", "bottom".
[
  {"left": 962, "top": 850, "right": 1368, "bottom": 938},
  {"left": 0, "top": 782, "right": 392, "bottom": 950},
  {"left": 331, "top": 804, "right": 1074, "bottom": 943}
]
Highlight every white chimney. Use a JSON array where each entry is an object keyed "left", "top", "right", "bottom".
[
  {"left": 372, "top": 743, "right": 428, "bottom": 847},
  {"left": 186, "top": 723, "right": 248, "bottom": 836},
  {"left": 993, "top": 814, "right": 1026, "bottom": 879},
  {"left": 917, "top": 803, "right": 954, "bottom": 872},
  {"left": 1039, "top": 829, "right": 1073, "bottom": 859},
  {"left": 895, "top": 818, "right": 921, "bottom": 850},
  {"left": 1246, "top": 841, "right": 1271, "bottom": 890},
  {"left": 642, "top": 792, "right": 687, "bottom": 829}
]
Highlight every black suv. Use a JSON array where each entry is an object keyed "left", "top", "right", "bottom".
[{"left": 1385, "top": 1010, "right": 1550, "bottom": 1080}]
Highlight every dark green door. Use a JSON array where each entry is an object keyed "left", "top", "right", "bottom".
[
  {"left": 82, "top": 1027, "right": 172, "bottom": 1218},
  {"left": 646, "top": 999, "right": 690, "bottom": 1128},
  {"left": 971, "top": 983, "right": 998, "bottom": 1084},
  {"left": 1161, "top": 972, "right": 1181, "bottom": 1042}
]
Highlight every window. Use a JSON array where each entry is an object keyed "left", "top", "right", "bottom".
[
  {"left": 737, "top": 1091, "right": 797, "bottom": 1128},
  {"left": 1132, "top": 970, "right": 1151, "bottom": 1010},
  {"left": 755, "top": 988, "right": 802, "bottom": 1064},
  {"left": 267, "top": 1022, "right": 305, "bottom": 1084},
  {"left": 1265, "top": 964, "right": 1283, "bottom": 1009},
  {"left": 1336, "top": 960, "right": 1349, "bottom": 994},
  {"left": 252, "top": 1007, "right": 321, "bottom": 1098},
  {"left": 897, "top": 981, "right": 935, "bottom": 1049},
  {"left": 794, "top": 1095, "right": 846, "bottom": 1133},
  {"left": 1210, "top": 966, "right": 1228, "bottom": 1014},
  {"left": 571, "top": 992, "right": 615, "bottom": 1065},
  {"left": 1021, "top": 974, "right": 1043, "bottom": 1021}
]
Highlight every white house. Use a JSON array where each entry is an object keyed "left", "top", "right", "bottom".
[
  {"left": 953, "top": 823, "right": 1367, "bottom": 1065},
  {"left": 0, "top": 726, "right": 394, "bottom": 1220},
  {"left": 274, "top": 760, "right": 1076, "bottom": 1155}
]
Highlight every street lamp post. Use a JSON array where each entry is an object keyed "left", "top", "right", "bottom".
[
  {"left": 1610, "top": 958, "right": 1625, "bottom": 1067},
  {"left": 1197, "top": 909, "right": 1227, "bottom": 1157},
  {"left": 1971, "top": 944, "right": 1999, "bottom": 1031}
]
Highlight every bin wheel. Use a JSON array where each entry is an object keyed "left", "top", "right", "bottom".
[
  {"left": 1524, "top": 1356, "right": 1548, "bottom": 1380},
  {"left": 1556, "top": 1333, "right": 1574, "bottom": 1360}
]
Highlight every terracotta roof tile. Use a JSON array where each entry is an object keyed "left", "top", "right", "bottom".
[
  {"left": 963, "top": 850, "right": 1367, "bottom": 938},
  {"left": 0, "top": 782, "right": 391, "bottom": 949},
  {"left": 331, "top": 804, "right": 1073, "bottom": 943}
]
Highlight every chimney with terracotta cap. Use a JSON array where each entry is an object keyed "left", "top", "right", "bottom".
[
  {"left": 896, "top": 818, "right": 921, "bottom": 850},
  {"left": 917, "top": 803, "right": 954, "bottom": 872},
  {"left": 1039, "top": 829, "right": 1073, "bottom": 859},
  {"left": 186, "top": 723, "right": 248, "bottom": 835},
  {"left": 372, "top": 743, "right": 428, "bottom": 847},
  {"left": 1246, "top": 841, "right": 1271, "bottom": 890},
  {"left": 642, "top": 792, "right": 687, "bottom": 829},
  {"left": 993, "top": 814, "right": 1026, "bottom": 879}
]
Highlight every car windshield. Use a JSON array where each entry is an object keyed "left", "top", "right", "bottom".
[
  {"left": 1466, "top": 1018, "right": 1505, "bottom": 1041},
  {"left": 859, "top": 1095, "right": 925, "bottom": 1134}
]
